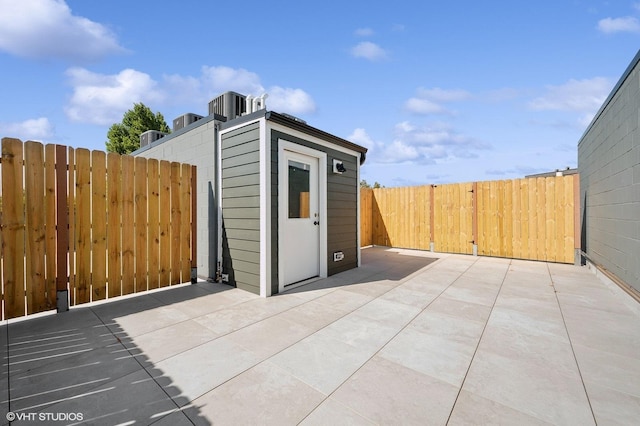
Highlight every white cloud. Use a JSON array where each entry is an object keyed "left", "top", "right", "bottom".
[
  {"left": 0, "top": 117, "right": 54, "bottom": 141},
  {"left": 355, "top": 28, "right": 374, "bottom": 37},
  {"left": 416, "top": 87, "right": 472, "bottom": 102},
  {"left": 405, "top": 87, "right": 471, "bottom": 115},
  {"left": 65, "top": 65, "right": 317, "bottom": 125},
  {"left": 529, "top": 77, "right": 612, "bottom": 113},
  {"left": 65, "top": 68, "right": 164, "bottom": 125},
  {"left": 348, "top": 128, "right": 375, "bottom": 148},
  {"left": 597, "top": 16, "right": 640, "bottom": 33},
  {"left": 404, "top": 98, "right": 448, "bottom": 115},
  {"left": 353, "top": 122, "right": 489, "bottom": 165},
  {"left": 484, "top": 87, "right": 521, "bottom": 102},
  {"left": 267, "top": 87, "right": 316, "bottom": 114},
  {"left": 351, "top": 41, "right": 388, "bottom": 61},
  {"left": 348, "top": 128, "right": 384, "bottom": 155},
  {"left": 165, "top": 66, "right": 316, "bottom": 114},
  {"left": 0, "top": 0, "right": 125, "bottom": 61},
  {"left": 199, "top": 66, "right": 264, "bottom": 98}
]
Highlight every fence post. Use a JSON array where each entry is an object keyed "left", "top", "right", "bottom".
[
  {"left": 429, "top": 185, "right": 435, "bottom": 252},
  {"left": 191, "top": 165, "right": 198, "bottom": 283},
  {"left": 55, "top": 145, "right": 69, "bottom": 312},
  {"left": 472, "top": 181, "right": 478, "bottom": 256}
]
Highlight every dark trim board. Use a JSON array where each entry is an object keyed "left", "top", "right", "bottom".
[{"left": 270, "top": 129, "right": 360, "bottom": 295}]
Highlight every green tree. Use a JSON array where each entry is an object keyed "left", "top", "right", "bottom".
[
  {"left": 360, "top": 180, "right": 384, "bottom": 189},
  {"left": 106, "top": 103, "right": 170, "bottom": 154}
]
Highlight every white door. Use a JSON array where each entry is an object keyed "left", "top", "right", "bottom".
[{"left": 282, "top": 151, "right": 320, "bottom": 286}]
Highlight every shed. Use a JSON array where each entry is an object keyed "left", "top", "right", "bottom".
[{"left": 134, "top": 92, "right": 368, "bottom": 296}]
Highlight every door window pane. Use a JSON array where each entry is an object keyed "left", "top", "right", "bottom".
[{"left": 288, "top": 160, "right": 310, "bottom": 218}]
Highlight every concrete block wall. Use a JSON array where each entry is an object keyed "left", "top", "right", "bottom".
[
  {"left": 135, "top": 119, "right": 219, "bottom": 280},
  {"left": 578, "top": 51, "right": 640, "bottom": 293}
]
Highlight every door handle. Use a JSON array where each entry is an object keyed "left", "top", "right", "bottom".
[{"left": 313, "top": 221, "right": 319, "bottom": 226}]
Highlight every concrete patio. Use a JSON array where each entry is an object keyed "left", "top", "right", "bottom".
[{"left": 2, "top": 246, "right": 639, "bottom": 425}]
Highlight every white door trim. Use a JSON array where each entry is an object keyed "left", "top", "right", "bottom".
[{"left": 278, "top": 139, "right": 327, "bottom": 293}]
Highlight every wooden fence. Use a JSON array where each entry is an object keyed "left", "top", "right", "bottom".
[
  {"left": 361, "top": 175, "right": 579, "bottom": 263},
  {"left": 0, "top": 138, "right": 197, "bottom": 320}
]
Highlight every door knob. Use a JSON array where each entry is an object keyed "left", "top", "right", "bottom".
[{"left": 313, "top": 221, "right": 319, "bottom": 226}]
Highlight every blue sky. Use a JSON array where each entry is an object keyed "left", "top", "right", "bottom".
[{"left": 0, "top": 0, "right": 638, "bottom": 186}]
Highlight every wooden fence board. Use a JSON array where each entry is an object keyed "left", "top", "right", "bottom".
[
  {"left": 476, "top": 182, "right": 486, "bottom": 255},
  {"left": 528, "top": 179, "right": 538, "bottom": 260},
  {"left": 545, "top": 177, "right": 555, "bottom": 262},
  {"left": 134, "top": 157, "right": 148, "bottom": 292},
  {"left": 536, "top": 178, "right": 546, "bottom": 261},
  {"left": 159, "top": 160, "right": 171, "bottom": 286},
  {"left": 555, "top": 177, "right": 565, "bottom": 263},
  {"left": 24, "top": 141, "right": 46, "bottom": 314},
  {"left": 191, "top": 166, "right": 197, "bottom": 272},
  {"left": 566, "top": 176, "right": 576, "bottom": 262},
  {"left": 1, "top": 138, "right": 26, "bottom": 318},
  {"left": 504, "top": 180, "right": 513, "bottom": 258},
  {"left": 360, "top": 188, "right": 372, "bottom": 247},
  {"left": 92, "top": 151, "right": 107, "bottom": 301},
  {"left": 68, "top": 148, "right": 76, "bottom": 306},
  {"left": 121, "top": 155, "right": 135, "bottom": 295},
  {"left": 147, "top": 159, "right": 160, "bottom": 289},
  {"left": 107, "top": 153, "right": 122, "bottom": 297},
  {"left": 520, "top": 179, "right": 529, "bottom": 258},
  {"left": 170, "top": 162, "right": 181, "bottom": 284},
  {"left": 75, "top": 148, "right": 91, "bottom": 304},
  {"left": 45, "top": 144, "right": 56, "bottom": 309},
  {"left": 490, "top": 181, "right": 499, "bottom": 256},
  {"left": 55, "top": 145, "right": 68, "bottom": 297},
  {"left": 512, "top": 180, "right": 522, "bottom": 259},
  {"left": 0, "top": 155, "right": 2, "bottom": 320},
  {"left": 181, "top": 163, "right": 192, "bottom": 283}
]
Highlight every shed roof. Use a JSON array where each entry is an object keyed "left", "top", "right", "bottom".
[{"left": 265, "top": 111, "right": 368, "bottom": 156}]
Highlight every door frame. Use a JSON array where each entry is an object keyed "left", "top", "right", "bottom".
[{"left": 278, "top": 139, "right": 327, "bottom": 293}]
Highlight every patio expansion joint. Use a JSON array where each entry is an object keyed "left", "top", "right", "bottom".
[
  {"left": 547, "top": 263, "right": 598, "bottom": 425},
  {"left": 3, "top": 321, "right": 11, "bottom": 417},
  {"left": 444, "top": 258, "right": 511, "bottom": 425},
  {"left": 297, "top": 255, "right": 483, "bottom": 425}
]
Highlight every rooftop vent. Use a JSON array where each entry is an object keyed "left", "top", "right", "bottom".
[
  {"left": 140, "top": 130, "right": 168, "bottom": 148},
  {"left": 245, "top": 93, "right": 268, "bottom": 115},
  {"left": 173, "top": 113, "right": 204, "bottom": 132},
  {"left": 208, "top": 92, "right": 246, "bottom": 121}
]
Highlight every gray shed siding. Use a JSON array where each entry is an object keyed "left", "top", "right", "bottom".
[
  {"left": 221, "top": 122, "right": 261, "bottom": 294},
  {"left": 270, "top": 130, "right": 359, "bottom": 295},
  {"left": 578, "top": 51, "right": 640, "bottom": 293},
  {"left": 134, "top": 119, "right": 218, "bottom": 280}
]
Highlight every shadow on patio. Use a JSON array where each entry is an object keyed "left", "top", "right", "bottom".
[{"left": 0, "top": 286, "right": 216, "bottom": 425}]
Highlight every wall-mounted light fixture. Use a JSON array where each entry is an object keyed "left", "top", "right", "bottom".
[{"left": 333, "top": 159, "right": 346, "bottom": 174}]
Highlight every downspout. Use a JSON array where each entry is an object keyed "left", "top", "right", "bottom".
[{"left": 215, "top": 121, "right": 223, "bottom": 282}]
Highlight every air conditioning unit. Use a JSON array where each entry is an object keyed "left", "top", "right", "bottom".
[
  {"left": 173, "top": 113, "right": 204, "bottom": 131},
  {"left": 208, "top": 91, "right": 246, "bottom": 120},
  {"left": 140, "top": 130, "right": 168, "bottom": 148}
]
